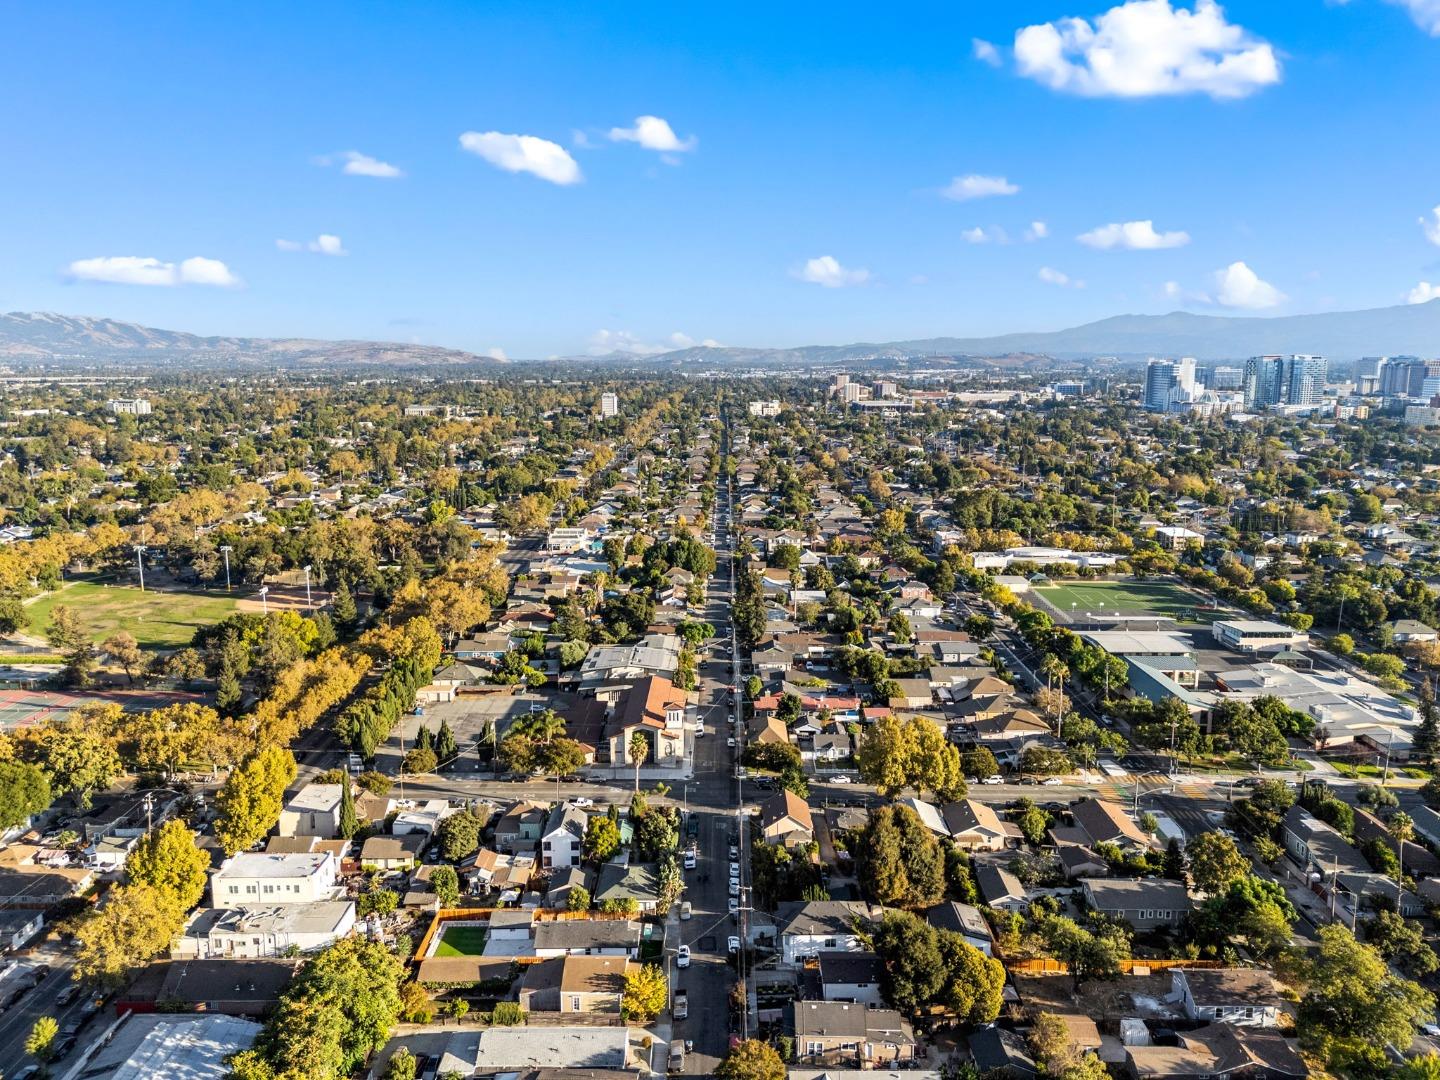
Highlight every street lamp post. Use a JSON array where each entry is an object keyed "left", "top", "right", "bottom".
[
  {"left": 135, "top": 544, "right": 147, "bottom": 591},
  {"left": 220, "top": 545, "right": 233, "bottom": 592}
]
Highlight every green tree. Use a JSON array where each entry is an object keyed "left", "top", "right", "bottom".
[
  {"left": 855, "top": 714, "right": 915, "bottom": 796},
  {"left": 1297, "top": 924, "right": 1435, "bottom": 1068},
  {"left": 857, "top": 805, "right": 945, "bottom": 909},
  {"left": 430, "top": 865, "right": 461, "bottom": 907},
  {"left": 620, "top": 963, "right": 668, "bottom": 1022},
  {"left": 338, "top": 781, "right": 358, "bottom": 839},
  {"left": 1038, "top": 915, "right": 1127, "bottom": 991},
  {"left": 384, "top": 1048, "right": 418, "bottom": 1080},
  {"left": 27, "top": 725, "right": 121, "bottom": 809},
  {"left": 435, "top": 718, "right": 458, "bottom": 764},
  {"left": 0, "top": 761, "right": 52, "bottom": 830},
  {"left": 628, "top": 730, "right": 649, "bottom": 794},
  {"left": 126, "top": 818, "right": 209, "bottom": 911},
  {"left": 1363, "top": 910, "right": 1440, "bottom": 978},
  {"left": 402, "top": 746, "right": 438, "bottom": 774},
  {"left": 215, "top": 746, "right": 297, "bottom": 855},
  {"left": 438, "top": 809, "right": 483, "bottom": 861},
  {"left": 716, "top": 1039, "right": 787, "bottom": 1080},
  {"left": 26, "top": 1014, "right": 58, "bottom": 1061},
  {"left": 583, "top": 812, "right": 622, "bottom": 864},
  {"left": 1185, "top": 832, "right": 1250, "bottom": 894},
  {"left": 103, "top": 630, "right": 145, "bottom": 685},
  {"left": 74, "top": 884, "right": 184, "bottom": 988},
  {"left": 566, "top": 885, "right": 591, "bottom": 912}
]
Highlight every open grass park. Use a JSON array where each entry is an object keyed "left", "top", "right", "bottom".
[{"left": 25, "top": 581, "right": 240, "bottom": 650}]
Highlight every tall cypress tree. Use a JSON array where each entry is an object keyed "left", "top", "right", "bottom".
[
  {"left": 435, "top": 719, "right": 457, "bottom": 765},
  {"left": 338, "top": 780, "right": 358, "bottom": 839},
  {"left": 1414, "top": 683, "right": 1439, "bottom": 766}
]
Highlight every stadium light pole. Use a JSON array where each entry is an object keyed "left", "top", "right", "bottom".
[
  {"left": 220, "top": 545, "right": 233, "bottom": 592},
  {"left": 134, "top": 545, "right": 147, "bottom": 591},
  {"left": 303, "top": 564, "right": 313, "bottom": 610},
  {"left": 259, "top": 585, "right": 269, "bottom": 615}
]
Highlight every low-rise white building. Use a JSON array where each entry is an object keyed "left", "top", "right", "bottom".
[
  {"left": 174, "top": 901, "right": 356, "bottom": 959},
  {"left": 277, "top": 783, "right": 344, "bottom": 838},
  {"left": 210, "top": 851, "right": 339, "bottom": 909},
  {"left": 1212, "top": 619, "right": 1310, "bottom": 653}
]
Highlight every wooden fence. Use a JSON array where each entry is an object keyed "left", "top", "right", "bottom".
[{"left": 1006, "top": 958, "right": 1228, "bottom": 976}]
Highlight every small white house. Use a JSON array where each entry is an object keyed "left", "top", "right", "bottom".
[{"left": 277, "top": 784, "right": 345, "bottom": 838}]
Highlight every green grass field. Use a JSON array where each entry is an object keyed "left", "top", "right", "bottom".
[
  {"left": 434, "top": 925, "right": 488, "bottom": 957},
  {"left": 26, "top": 582, "right": 239, "bottom": 649},
  {"left": 1033, "top": 579, "right": 1217, "bottom": 624}
]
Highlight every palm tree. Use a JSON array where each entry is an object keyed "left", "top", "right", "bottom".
[{"left": 628, "top": 730, "right": 650, "bottom": 793}]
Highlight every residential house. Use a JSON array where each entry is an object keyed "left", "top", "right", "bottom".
[
  {"left": 792, "top": 1001, "right": 916, "bottom": 1068},
  {"left": 970, "top": 1028, "right": 1039, "bottom": 1078},
  {"left": 359, "top": 834, "right": 426, "bottom": 872},
  {"left": 515, "top": 955, "right": 632, "bottom": 1016},
  {"left": 760, "top": 790, "right": 815, "bottom": 849},
  {"left": 1125, "top": 1024, "right": 1306, "bottom": 1079},
  {"left": 594, "top": 862, "right": 660, "bottom": 913},
  {"left": 495, "top": 802, "right": 549, "bottom": 854},
  {"left": 942, "top": 800, "right": 1008, "bottom": 852},
  {"left": 1173, "top": 968, "right": 1286, "bottom": 1028},
  {"left": 976, "top": 865, "right": 1028, "bottom": 913},
  {"left": 926, "top": 901, "right": 993, "bottom": 956},
  {"left": 1082, "top": 878, "right": 1192, "bottom": 931},
  {"left": 774, "top": 900, "right": 878, "bottom": 967},
  {"left": 0, "top": 910, "right": 43, "bottom": 952},
  {"left": 532, "top": 918, "right": 643, "bottom": 958},
  {"left": 1071, "top": 798, "right": 1154, "bottom": 851},
  {"left": 540, "top": 804, "right": 589, "bottom": 870},
  {"left": 817, "top": 952, "right": 886, "bottom": 1006}
]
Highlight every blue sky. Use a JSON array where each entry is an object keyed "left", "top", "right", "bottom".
[{"left": 3, "top": 0, "right": 1440, "bottom": 357}]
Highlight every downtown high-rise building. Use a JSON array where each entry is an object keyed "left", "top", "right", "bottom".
[
  {"left": 1143, "top": 357, "right": 1198, "bottom": 411},
  {"left": 1242, "top": 354, "right": 1327, "bottom": 409}
]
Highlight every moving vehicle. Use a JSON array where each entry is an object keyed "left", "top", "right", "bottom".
[
  {"left": 676, "top": 945, "right": 691, "bottom": 969},
  {"left": 831, "top": 774, "right": 853, "bottom": 784},
  {"left": 1042, "top": 777, "right": 1064, "bottom": 786},
  {"left": 683, "top": 848, "right": 697, "bottom": 870}
]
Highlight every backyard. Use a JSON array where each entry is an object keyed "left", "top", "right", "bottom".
[{"left": 433, "top": 924, "right": 489, "bottom": 957}]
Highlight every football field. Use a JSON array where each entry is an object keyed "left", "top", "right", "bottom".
[
  {"left": 1032, "top": 579, "right": 1216, "bottom": 624},
  {"left": 26, "top": 582, "right": 239, "bottom": 649}
]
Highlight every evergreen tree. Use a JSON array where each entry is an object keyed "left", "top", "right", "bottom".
[
  {"left": 415, "top": 724, "right": 433, "bottom": 752},
  {"left": 435, "top": 718, "right": 457, "bottom": 764},
  {"left": 338, "top": 781, "right": 358, "bottom": 839},
  {"left": 1163, "top": 837, "right": 1186, "bottom": 881},
  {"left": 332, "top": 578, "right": 358, "bottom": 632},
  {"left": 1414, "top": 684, "right": 1439, "bottom": 766}
]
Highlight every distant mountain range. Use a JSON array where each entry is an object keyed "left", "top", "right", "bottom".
[
  {"left": 4, "top": 300, "right": 1439, "bottom": 369},
  {"left": 0, "top": 312, "right": 492, "bottom": 367},
  {"left": 631, "top": 299, "right": 1440, "bottom": 368}
]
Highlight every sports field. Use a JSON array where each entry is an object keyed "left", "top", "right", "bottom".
[
  {"left": 26, "top": 582, "right": 239, "bottom": 649},
  {"left": 434, "top": 925, "right": 488, "bottom": 957},
  {"left": 1032, "top": 579, "right": 1217, "bottom": 624}
]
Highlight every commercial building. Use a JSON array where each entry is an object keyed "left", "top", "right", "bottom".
[
  {"left": 1211, "top": 619, "right": 1310, "bottom": 653},
  {"left": 107, "top": 397, "right": 153, "bottom": 415},
  {"left": 174, "top": 901, "right": 357, "bottom": 959},
  {"left": 599, "top": 392, "right": 619, "bottom": 418},
  {"left": 1143, "top": 357, "right": 1197, "bottom": 412},
  {"left": 209, "top": 851, "right": 339, "bottom": 908}
]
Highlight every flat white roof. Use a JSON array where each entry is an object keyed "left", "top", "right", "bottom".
[
  {"left": 1080, "top": 631, "right": 1194, "bottom": 656},
  {"left": 1215, "top": 619, "right": 1302, "bottom": 634},
  {"left": 215, "top": 852, "right": 330, "bottom": 879}
]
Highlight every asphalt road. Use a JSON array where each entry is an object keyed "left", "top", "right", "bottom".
[{"left": 0, "top": 945, "right": 104, "bottom": 1079}]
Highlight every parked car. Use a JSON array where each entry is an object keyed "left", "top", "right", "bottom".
[
  {"left": 1042, "top": 777, "right": 1064, "bottom": 786},
  {"left": 728, "top": 897, "right": 740, "bottom": 914},
  {"left": 676, "top": 945, "right": 691, "bottom": 969},
  {"left": 982, "top": 775, "right": 1005, "bottom": 785},
  {"left": 674, "top": 988, "right": 689, "bottom": 1018},
  {"left": 831, "top": 774, "right": 853, "bottom": 784},
  {"left": 680, "top": 901, "right": 693, "bottom": 921}
]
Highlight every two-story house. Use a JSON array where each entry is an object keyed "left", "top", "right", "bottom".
[
  {"left": 210, "top": 852, "right": 339, "bottom": 909},
  {"left": 540, "top": 804, "right": 589, "bottom": 870}
]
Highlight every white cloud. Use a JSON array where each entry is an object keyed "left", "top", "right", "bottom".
[
  {"left": 459, "top": 131, "right": 582, "bottom": 185},
  {"left": 314, "top": 150, "right": 404, "bottom": 178},
  {"left": 277, "top": 234, "right": 348, "bottom": 256},
  {"left": 1213, "top": 260, "right": 1284, "bottom": 308},
  {"left": 486, "top": 346, "right": 509, "bottom": 361},
  {"left": 1078, "top": 219, "right": 1190, "bottom": 249},
  {"left": 1025, "top": 221, "right": 1049, "bottom": 241},
  {"left": 962, "top": 225, "right": 1011, "bottom": 245},
  {"left": 795, "top": 255, "right": 870, "bottom": 288},
  {"left": 972, "top": 37, "right": 1002, "bottom": 66},
  {"left": 587, "top": 329, "right": 718, "bottom": 356},
  {"left": 1408, "top": 281, "right": 1440, "bottom": 304},
  {"left": 67, "top": 255, "right": 240, "bottom": 287},
  {"left": 1014, "top": 0, "right": 1280, "bottom": 100},
  {"left": 943, "top": 174, "right": 1020, "bottom": 201},
  {"left": 1039, "top": 266, "right": 1085, "bottom": 287},
  {"left": 1389, "top": 0, "right": 1440, "bottom": 35},
  {"left": 1421, "top": 205, "right": 1440, "bottom": 246},
  {"left": 607, "top": 115, "right": 697, "bottom": 153}
]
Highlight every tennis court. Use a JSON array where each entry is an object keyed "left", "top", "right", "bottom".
[{"left": 1032, "top": 579, "right": 1218, "bottom": 624}]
